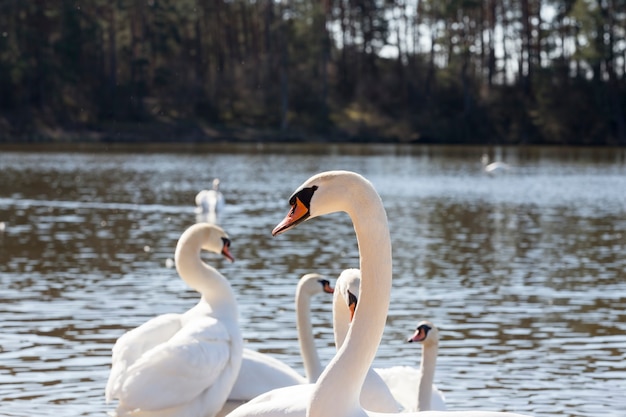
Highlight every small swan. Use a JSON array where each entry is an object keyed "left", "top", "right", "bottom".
[
  {"left": 196, "top": 178, "right": 225, "bottom": 224},
  {"left": 406, "top": 321, "right": 446, "bottom": 411},
  {"left": 227, "top": 170, "right": 534, "bottom": 417},
  {"left": 376, "top": 321, "right": 447, "bottom": 411},
  {"left": 106, "top": 223, "right": 242, "bottom": 417},
  {"left": 335, "top": 270, "right": 446, "bottom": 411},
  {"left": 296, "top": 273, "right": 336, "bottom": 382},
  {"left": 481, "top": 154, "right": 510, "bottom": 174}
]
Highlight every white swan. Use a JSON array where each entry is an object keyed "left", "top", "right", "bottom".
[
  {"left": 106, "top": 223, "right": 243, "bottom": 417},
  {"left": 296, "top": 273, "right": 336, "bottom": 382},
  {"left": 196, "top": 178, "right": 225, "bottom": 224},
  {"left": 334, "top": 270, "right": 446, "bottom": 411},
  {"left": 375, "top": 321, "right": 447, "bottom": 412},
  {"left": 228, "top": 170, "right": 534, "bottom": 417},
  {"left": 218, "top": 274, "right": 335, "bottom": 417},
  {"left": 481, "top": 154, "right": 510, "bottom": 174},
  {"left": 406, "top": 321, "right": 446, "bottom": 411}
]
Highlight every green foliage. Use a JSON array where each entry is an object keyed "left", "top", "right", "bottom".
[{"left": 0, "top": 0, "right": 624, "bottom": 144}]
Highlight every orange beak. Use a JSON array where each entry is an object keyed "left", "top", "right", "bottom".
[
  {"left": 272, "top": 197, "right": 309, "bottom": 236},
  {"left": 221, "top": 238, "right": 235, "bottom": 263}
]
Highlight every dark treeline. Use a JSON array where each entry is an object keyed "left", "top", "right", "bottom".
[{"left": 0, "top": 0, "right": 625, "bottom": 145}]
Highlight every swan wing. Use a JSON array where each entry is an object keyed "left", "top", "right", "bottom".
[
  {"left": 361, "top": 367, "right": 402, "bottom": 412},
  {"left": 116, "top": 316, "right": 233, "bottom": 411},
  {"left": 375, "top": 366, "right": 446, "bottom": 411},
  {"left": 230, "top": 349, "right": 306, "bottom": 400},
  {"left": 375, "top": 365, "right": 419, "bottom": 411},
  {"left": 105, "top": 313, "right": 182, "bottom": 402}
]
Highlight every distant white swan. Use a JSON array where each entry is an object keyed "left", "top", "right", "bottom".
[
  {"left": 335, "top": 270, "right": 446, "bottom": 411},
  {"left": 218, "top": 273, "right": 335, "bottom": 417},
  {"left": 106, "top": 223, "right": 242, "bottom": 417},
  {"left": 227, "top": 170, "right": 534, "bottom": 417},
  {"left": 196, "top": 178, "right": 225, "bottom": 224},
  {"left": 481, "top": 154, "right": 510, "bottom": 174}
]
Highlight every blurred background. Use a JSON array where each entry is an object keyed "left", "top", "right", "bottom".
[{"left": 0, "top": 0, "right": 624, "bottom": 145}]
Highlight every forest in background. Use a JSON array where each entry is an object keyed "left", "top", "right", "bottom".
[{"left": 0, "top": 0, "right": 624, "bottom": 145}]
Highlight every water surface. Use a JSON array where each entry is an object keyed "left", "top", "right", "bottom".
[{"left": 0, "top": 144, "right": 625, "bottom": 416}]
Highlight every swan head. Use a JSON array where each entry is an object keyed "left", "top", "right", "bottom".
[
  {"left": 407, "top": 321, "right": 439, "bottom": 347},
  {"left": 212, "top": 178, "right": 220, "bottom": 190},
  {"left": 177, "top": 223, "right": 235, "bottom": 263},
  {"left": 272, "top": 171, "right": 366, "bottom": 236},
  {"left": 298, "top": 273, "right": 335, "bottom": 296},
  {"left": 335, "top": 269, "right": 361, "bottom": 322}
]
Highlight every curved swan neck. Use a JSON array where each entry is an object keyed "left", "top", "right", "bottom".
[
  {"left": 175, "top": 236, "right": 237, "bottom": 319},
  {"left": 296, "top": 285, "right": 323, "bottom": 382},
  {"left": 308, "top": 177, "right": 392, "bottom": 417},
  {"left": 417, "top": 342, "right": 438, "bottom": 411}
]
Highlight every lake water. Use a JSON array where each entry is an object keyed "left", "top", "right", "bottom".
[{"left": 0, "top": 144, "right": 625, "bottom": 417}]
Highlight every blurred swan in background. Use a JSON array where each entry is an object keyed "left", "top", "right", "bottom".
[
  {"left": 481, "top": 154, "right": 511, "bottom": 174},
  {"left": 196, "top": 178, "right": 225, "bottom": 224}
]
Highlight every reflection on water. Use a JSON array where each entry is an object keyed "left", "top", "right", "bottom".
[{"left": 0, "top": 145, "right": 625, "bottom": 417}]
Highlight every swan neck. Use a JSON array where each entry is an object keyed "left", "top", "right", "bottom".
[
  {"left": 296, "top": 288, "right": 323, "bottom": 382},
  {"left": 417, "top": 343, "right": 438, "bottom": 411},
  {"left": 308, "top": 184, "right": 391, "bottom": 417},
  {"left": 175, "top": 243, "right": 238, "bottom": 319}
]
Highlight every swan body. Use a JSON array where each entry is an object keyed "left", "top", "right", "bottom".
[
  {"left": 106, "top": 223, "right": 242, "bottom": 417},
  {"left": 229, "top": 349, "right": 307, "bottom": 401},
  {"left": 229, "top": 170, "right": 534, "bottom": 417},
  {"left": 481, "top": 154, "right": 510, "bottom": 174},
  {"left": 335, "top": 270, "right": 446, "bottom": 411},
  {"left": 196, "top": 178, "right": 225, "bottom": 224}
]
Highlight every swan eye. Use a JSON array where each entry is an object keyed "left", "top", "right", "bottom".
[
  {"left": 289, "top": 186, "right": 318, "bottom": 209},
  {"left": 220, "top": 237, "right": 235, "bottom": 262},
  {"left": 273, "top": 186, "right": 318, "bottom": 236},
  {"left": 318, "top": 279, "right": 334, "bottom": 293},
  {"left": 416, "top": 324, "right": 431, "bottom": 338}
]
